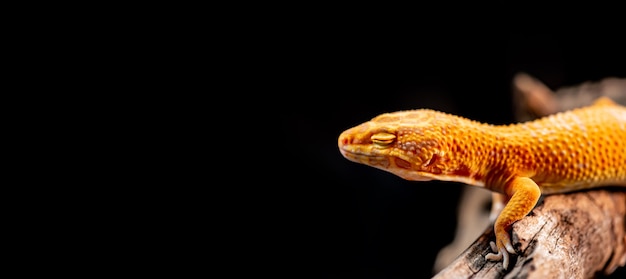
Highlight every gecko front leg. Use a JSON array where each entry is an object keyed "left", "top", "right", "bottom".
[
  {"left": 485, "top": 177, "right": 541, "bottom": 269},
  {"left": 489, "top": 192, "right": 507, "bottom": 223}
]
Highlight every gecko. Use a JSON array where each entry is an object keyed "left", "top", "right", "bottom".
[{"left": 337, "top": 97, "right": 626, "bottom": 270}]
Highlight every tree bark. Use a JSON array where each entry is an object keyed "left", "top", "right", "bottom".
[{"left": 433, "top": 189, "right": 626, "bottom": 279}]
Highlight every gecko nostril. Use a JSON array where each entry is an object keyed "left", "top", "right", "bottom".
[{"left": 338, "top": 134, "right": 350, "bottom": 147}]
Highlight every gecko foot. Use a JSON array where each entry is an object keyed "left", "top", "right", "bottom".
[{"left": 485, "top": 241, "right": 511, "bottom": 270}]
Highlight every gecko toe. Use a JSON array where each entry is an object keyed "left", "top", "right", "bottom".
[
  {"left": 505, "top": 240, "right": 516, "bottom": 255},
  {"left": 485, "top": 251, "right": 502, "bottom": 261},
  {"left": 489, "top": 241, "right": 498, "bottom": 253},
  {"left": 502, "top": 247, "right": 509, "bottom": 269}
]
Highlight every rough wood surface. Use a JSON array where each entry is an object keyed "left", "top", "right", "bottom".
[{"left": 433, "top": 190, "right": 626, "bottom": 279}]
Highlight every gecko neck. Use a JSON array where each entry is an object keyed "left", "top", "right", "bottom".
[{"left": 442, "top": 122, "right": 505, "bottom": 188}]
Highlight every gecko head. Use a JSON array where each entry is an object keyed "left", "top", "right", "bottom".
[{"left": 338, "top": 109, "right": 452, "bottom": 181}]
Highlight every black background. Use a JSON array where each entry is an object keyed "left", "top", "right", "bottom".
[{"left": 276, "top": 34, "right": 626, "bottom": 278}]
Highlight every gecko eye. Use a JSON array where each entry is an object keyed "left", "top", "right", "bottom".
[{"left": 371, "top": 132, "right": 396, "bottom": 147}]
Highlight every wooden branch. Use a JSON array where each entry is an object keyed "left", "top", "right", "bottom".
[{"left": 433, "top": 190, "right": 626, "bottom": 279}]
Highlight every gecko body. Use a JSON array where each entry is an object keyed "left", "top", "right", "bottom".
[{"left": 337, "top": 97, "right": 626, "bottom": 269}]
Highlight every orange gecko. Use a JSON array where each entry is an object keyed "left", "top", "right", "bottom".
[{"left": 338, "top": 97, "right": 626, "bottom": 270}]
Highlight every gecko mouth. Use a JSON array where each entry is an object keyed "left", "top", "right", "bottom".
[
  {"left": 339, "top": 147, "right": 391, "bottom": 168},
  {"left": 340, "top": 148, "right": 436, "bottom": 181}
]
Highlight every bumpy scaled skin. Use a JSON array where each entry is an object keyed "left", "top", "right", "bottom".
[{"left": 338, "top": 97, "right": 626, "bottom": 270}]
